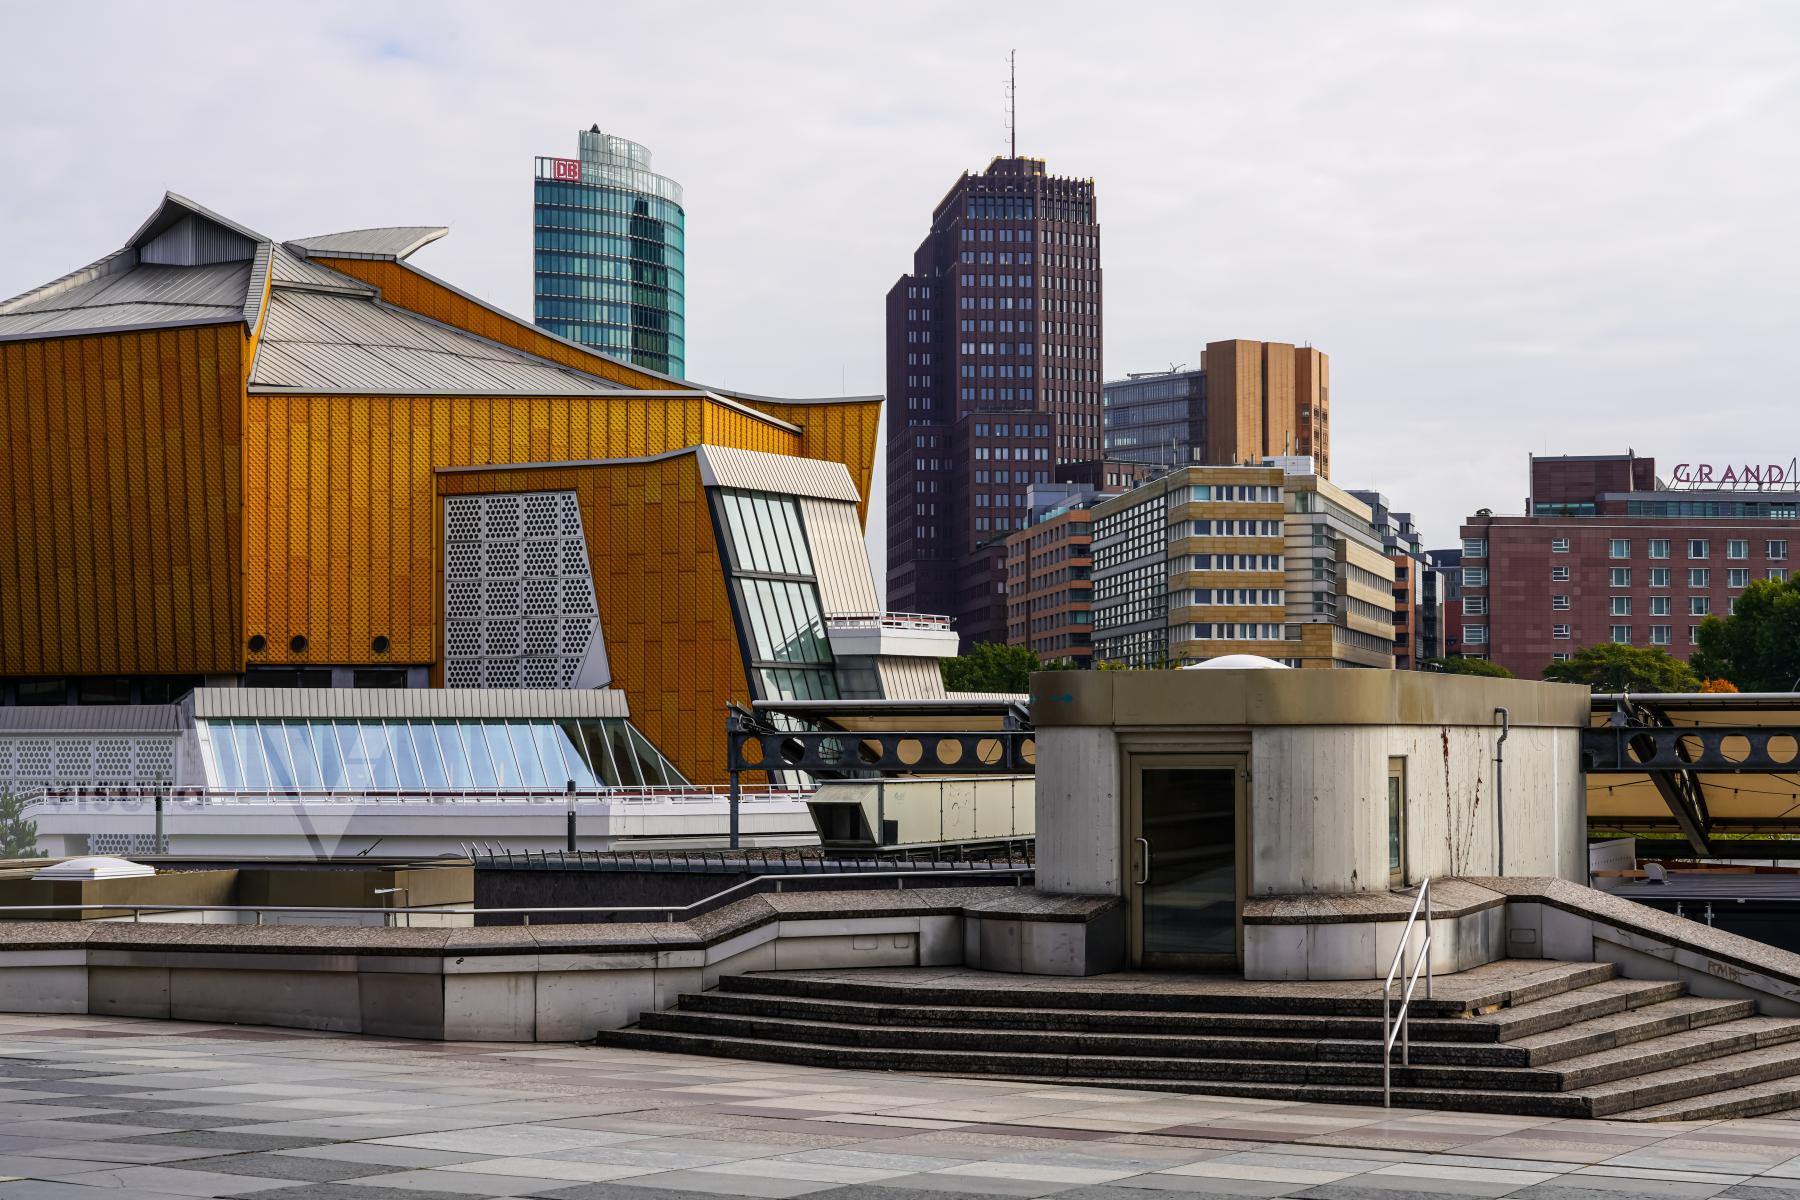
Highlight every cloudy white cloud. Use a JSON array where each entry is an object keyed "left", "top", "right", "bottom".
[{"left": 3, "top": 0, "right": 1797, "bottom": 558}]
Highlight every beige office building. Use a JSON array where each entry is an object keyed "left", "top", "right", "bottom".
[
  {"left": 1091, "top": 459, "right": 1393, "bottom": 668},
  {"left": 1202, "top": 340, "right": 1331, "bottom": 478}
]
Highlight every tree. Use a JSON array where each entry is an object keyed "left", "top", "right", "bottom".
[
  {"left": 1698, "top": 677, "right": 1740, "bottom": 694},
  {"left": 941, "top": 643, "right": 1040, "bottom": 694},
  {"left": 1425, "top": 656, "right": 1515, "bottom": 678},
  {"left": 0, "top": 790, "right": 43, "bottom": 859},
  {"left": 1543, "top": 643, "right": 1699, "bottom": 692},
  {"left": 1691, "top": 577, "right": 1800, "bottom": 692}
]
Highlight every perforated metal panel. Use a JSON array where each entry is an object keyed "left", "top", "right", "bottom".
[
  {"left": 442, "top": 492, "right": 607, "bottom": 689},
  {"left": 0, "top": 735, "right": 178, "bottom": 791}
]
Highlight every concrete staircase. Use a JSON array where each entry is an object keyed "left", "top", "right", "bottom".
[{"left": 593, "top": 962, "right": 1800, "bottom": 1120}]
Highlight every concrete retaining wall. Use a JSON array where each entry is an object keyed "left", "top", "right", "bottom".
[{"left": 0, "top": 887, "right": 1120, "bottom": 1041}]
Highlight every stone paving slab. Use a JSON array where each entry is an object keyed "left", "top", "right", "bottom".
[{"left": 0, "top": 1015, "right": 1799, "bottom": 1197}]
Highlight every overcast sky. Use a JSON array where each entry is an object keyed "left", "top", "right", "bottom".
[{"left": 4, "top": 1, "right": 1797, "bottom": 565}]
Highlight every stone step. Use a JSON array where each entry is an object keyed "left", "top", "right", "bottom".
[
  {"left": 1570, "top": 1041, "right": 1800, "bottom": 1118},
  {"left": 1468, "top": 978, "right": 1692, "bottom": 1042},
  {"left": 1614, "top": 1075, "right": 1800, "bottom": 1122},
  {"left": 628, "top": 1009, "right": 1800, "bottom": 1091},
  {"left": 1506, "top": 997, "right": 1758, "bottom": 1067},
  {"left": 590, "top": 1027, "right": 1594, "bottom": 1116},
  {"left": 676, "top": 978, "right": 1702, "bottom": 1055},
  {"left": 718, "top": 960, "right": 1619, "bottom": 1019},
  {"left": 1540, "top": 1017, "right": 1800, "bottom": 1090}
]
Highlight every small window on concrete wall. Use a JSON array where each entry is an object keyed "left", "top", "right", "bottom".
[{"left": 1387, "top": 757, "right": 1407, "bottom": 887}]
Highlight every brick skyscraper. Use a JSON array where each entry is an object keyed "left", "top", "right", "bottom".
[{"left": 885, "top": 156, "right": 1101, "bottom": 645}]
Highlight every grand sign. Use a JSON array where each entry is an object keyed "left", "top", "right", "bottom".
[
  {"left": 550, "top": 157, "right": 581, "bottom": 182},
  {"left": 1670, "top": 459, "right": 1800, "bottom": 489}
]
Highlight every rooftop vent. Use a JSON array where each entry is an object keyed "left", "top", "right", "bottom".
[{"left": 32, "top": 856, "right": 156, "bottom": 881}]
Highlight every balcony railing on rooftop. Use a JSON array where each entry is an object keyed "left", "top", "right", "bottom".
[
  {"left": 825, "top": 612, "right": 954, "bottom": 632},
  {"left": 19, "top": 784, "right": 809, "bottom": 808}
]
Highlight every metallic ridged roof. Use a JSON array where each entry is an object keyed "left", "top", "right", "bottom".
[
  {"left": 697, "top": 445, "right": 860, "bottom": 502},
  {"left": 0, "top": 194, "right": 268, "bottom": 341},
  {"left": 0, "top": 704, "right": 184, "bottom": 735},
  {"left": 269, "top": 245, "right": 375, "bottom": 296},
  {"left": 288, "top": 226, "right": 449, "bottom": 261},
  {"left": 0, "top": 261, "right": 252, "bottom": 337},
  {"left": 249, "top": 287, "right": 621, "bottom": 395},
  {"left": 192, "top": 687, "right": 630, "bottom": 720}
]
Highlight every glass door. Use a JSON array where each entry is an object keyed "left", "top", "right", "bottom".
[{"left": 1128, "top": 757, "right": 1244, "bottom": 970}]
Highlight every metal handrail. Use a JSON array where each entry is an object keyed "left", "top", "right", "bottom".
[
  {"left": 0, "top": 865, "right": 1034, "bottom": 927},
  {"left": 1381, "top": 876, "right": 1433, "bottom": 1108},
  {"left": 19, "top": 785, "right": 811, "bottom": 808}
]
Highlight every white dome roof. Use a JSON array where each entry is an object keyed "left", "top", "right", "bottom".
[
  {"left": 1182, "top": 654, "right": 1291, "bottom": 671},
  {"left": 32, "top": 856, "right": 156, "bottom": 881}
]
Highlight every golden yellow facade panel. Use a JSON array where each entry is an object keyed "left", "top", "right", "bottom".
[{"left": 0, "top": 326, "right": 244, "bottom": 677}]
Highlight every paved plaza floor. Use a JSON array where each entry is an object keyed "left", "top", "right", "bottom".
[{"left": 2, "top": 1013, "right": 1800, "bottom": 1198}]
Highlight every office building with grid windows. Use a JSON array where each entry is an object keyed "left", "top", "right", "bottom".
[
  {"left": 1458, "top": 453, "right": 1799, "bottom": 677},
  {"left": 1090, "top": 461, "right": 1395, "bottom": 669},
  {"left": 533, "top": 126, "right": 685, "bottom": 377},
  {"left": 885, "top": 155, "right": 1102, "bottom": 646}
]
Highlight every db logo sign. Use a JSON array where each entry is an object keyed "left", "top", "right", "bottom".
[{"left": 551, "top": 158, "right": 581, "bottom": 182}]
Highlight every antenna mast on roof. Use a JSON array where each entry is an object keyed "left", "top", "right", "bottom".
[{"left": 1006, "top": 50, "right": 1017, "bottom": 158}]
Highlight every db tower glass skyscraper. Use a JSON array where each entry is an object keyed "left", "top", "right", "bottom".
[{"left": 533, "top": 126, "right": 686, "bottom": 377}]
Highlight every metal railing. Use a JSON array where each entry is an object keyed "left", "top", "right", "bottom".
[
  {"left": 824, "top": 612, "right": 954, "bottom": 632},
  {"left": 0, "top": 864, "right": 1035, "bottom": 928},
  {"left": 19, "top": 784, "right": 810, "bottom": 807},
  {"left": 1380, "top": 876, "right": 1433, "bottom": 1109}
]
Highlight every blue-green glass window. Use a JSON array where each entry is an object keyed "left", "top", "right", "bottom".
[
  {"left": 259, "top": 725, "right": 294, "bottom": 789},
  {"left": 484, "top": 724, "right": 521, "bottom": 788},
  {"left": 605, "top": 721, "right": 642, "bottom": 788},
  {"left": 285, "top": 723, "right": 322, "bottom": 789},
  {"left": 388, "top": 722, "right": 423, "bottom": 789},
  {"left": 508, "top": 724, "right": 549, "bottom": 788},
  {"left": 210, "top": 722, "right": 241, "bottom": 786},
  {"left": 337, "top": 725, "right": 373, "bottom": 790},
  {"left": 232, "top": 725, "right": 269, "bottom": 789},
  {"left": 201, "top": 717, "right": 683, "bottom": 790},
  {"left": 311, "top": 721, "right": 344, "bottom": 789},
  {"left": 411, "top": 725, "right": 448, "bottom": 789},
  {"left": 434, "top": 723, "right": 471, "bottom": 788},
  {"left": 462, "top": 722, "right": 497, "bottom": 787}
]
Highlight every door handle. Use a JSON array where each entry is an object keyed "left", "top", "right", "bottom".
[{"left": 1135, "top": 837, "right": 1150, "bottom": 886}]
